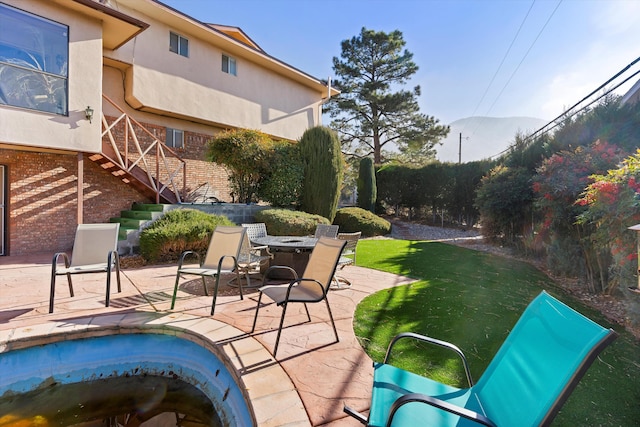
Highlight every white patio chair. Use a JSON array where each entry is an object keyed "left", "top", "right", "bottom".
[{"left": 49, "top": 223, "right": 121, "bottom": 313}]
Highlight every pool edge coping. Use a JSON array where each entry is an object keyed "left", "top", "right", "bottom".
[{"left": 0, "top": 311, "right": 311, "bottom": 427}]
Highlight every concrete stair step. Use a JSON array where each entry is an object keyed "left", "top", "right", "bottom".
[
  {"left": 132, "top": 203, "right": 170, "bottom": 213},
  {"left": 110, "top": 217, "right": 147, "bottom": 229}
]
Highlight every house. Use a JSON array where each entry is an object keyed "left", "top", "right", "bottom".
[
  {"left": 621, "top": 77, "right": 640, "bottom": 105},
  {"left": 0, "top": 0, "right": 337, "bottom": 256}
]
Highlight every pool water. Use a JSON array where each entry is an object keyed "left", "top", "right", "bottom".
[
  {"left": 0, "top": 375, "right": 221, "bottom": 426},
  {"left": 0, "top": 333, "right": 254, "bottom": 427}
]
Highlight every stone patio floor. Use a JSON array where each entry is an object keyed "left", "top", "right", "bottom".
[{"left": 0, "top": 253, "right": 415, "bottom": 426}]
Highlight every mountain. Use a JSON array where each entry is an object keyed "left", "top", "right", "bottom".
[{"left": 436, "top": 116, "right": 548, "bottom": 163}]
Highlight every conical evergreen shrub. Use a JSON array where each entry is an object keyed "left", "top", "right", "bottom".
[
  {"left": 299, "top": 126, "right": 344, "bottom": 221},
  {"left": 357, "top": 157, "right": 376, "bottom": 212}
]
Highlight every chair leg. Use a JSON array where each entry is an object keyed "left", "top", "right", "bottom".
[
  {"left": 251, "top": 291, "right": 264, "bottom": 333},
  {"left": 273, "top": 302, "right": 289, "bottom": 358},
  {"left": 114, "top": 253, "right": 122, "bottom": 293},
  {"left": 303, "top": 303, "right": 311, "bottom": 322},
  {"left": 325, "top": 298, "right": 339, "bottom": 343},
  {"left": 105, "top": 265, "right": 112, "bottom": 308},
  {"left": 244, "top": 269, "right": 251, "bottom": 288},
  {"left": 170, "top": 272, "right": 182, "bottom": 310},
  {"left": 49, "top": 273, "right": 57, "bottom": 314},
  {"left": 66, "top": 273, "right": 74, "bottom": 297},
  {"left": 210, "top": 274, "right": 221, "bottom": 316},
  {"left": 202, "top": 277, "right": 209, "bottom": 296},
  {"left": 236, "top": 270, "right": 243, "bottom": 301},
  {"left": 49, "top": 274, "right": 74, "bottom": 314}
]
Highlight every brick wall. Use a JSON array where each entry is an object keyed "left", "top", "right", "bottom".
[
  {"left": 1, "top": 119, "right": 234, "bottom": 256},
  {"left": 0, "top": 149, "right": 147, "bottom": 255},
  {"left": 104, "top": 116, "right": 232, "bottom": 202}
]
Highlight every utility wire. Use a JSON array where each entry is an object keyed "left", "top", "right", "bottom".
[
  {"left": 523, "top": 55, "right": 640, "bottom": 142},
  {"left": 462, "top": 0, "right": 536, "bottom": 135},
  {"left": 481, "top": 0, "right": 563, "bottom": 120},
  {"left": 489, "top": 56, "right": 640, "bottom": 159},
  {"left": 465, "top": 0, "right": 562, "bottom": 143}
]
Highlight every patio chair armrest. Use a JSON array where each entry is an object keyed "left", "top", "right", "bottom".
[
  {"left": 264, "top": 265, "right": 298, "bottom": 282},
  {"left": 52, "top": 252, "right": 71, "bottom": 270},
  {"left": 217, "top": 254, "right": 239, "bottom": 271},
  {"left": 385, "top": 332, "right": 474, "bottom": 387},
  {"left": 282, "top": 277, "right": 325, "bottom": 302},
  {"left": 387, "top": 393, "right": 497, "bottom": 427},
  {"left": 177, "top": 250, "right": 200, "bottom": 269},
  {"left": 251, "top": 244, "right": 273, "bottom": 258},
  {"left": 294, "top": 277, "right": 324, "bottom": 293}
]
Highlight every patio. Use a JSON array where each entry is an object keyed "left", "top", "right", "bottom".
[{"left": 0, "top": 252, "right": 415, "bottom": 426}]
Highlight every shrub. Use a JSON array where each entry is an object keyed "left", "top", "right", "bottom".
[
  {"left": 357, "top": 157, "right": 376, "bottom": 212},
  {"left": 475, "top": 165, "right": 534, "bottom": 244},
  {"left": 139, "top": 209, "right": 234, "bottom": 262},
  {"left": 334, "top": 207, "right": 391, "bottom": 237},
  {"left": 299, "top": 126, "right": 344, "bottom": 221},
  {"left": 258, "top": 141, "right": 304, "bottom": 207},
  {"left": 207, "top": 129, "right": 274, "bottom": 203},
  {"left": 255, "top": 208, "right": 330, "bottom": 236}
]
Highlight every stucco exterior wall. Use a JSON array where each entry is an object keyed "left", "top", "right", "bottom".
[
  {"left": 104, "top": 1, "right": 321, "bottom": 141},
  {"left": 0, "top": 0, "right": 103, "bottom": 153},
  {"left": 0, "top": 0, "right": 330, "bottom": 256},
  {"left": 102, "top": 66, "right": 233, "bottom": 202}
]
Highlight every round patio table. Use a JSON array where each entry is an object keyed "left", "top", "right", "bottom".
[
  {"left": 251, "top": 236, "right": 318, "bottom": 279},
  {"left": 251, "top": 236, "right": 318, "bottom": 252}
]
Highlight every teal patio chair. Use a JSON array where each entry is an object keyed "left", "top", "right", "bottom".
[{"left": 344, "top": 291, "right": 617, "bottom": 427}]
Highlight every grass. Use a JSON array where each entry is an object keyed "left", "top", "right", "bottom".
[{"left": 354, "top": 239, "right": 640, "bottom": 426}]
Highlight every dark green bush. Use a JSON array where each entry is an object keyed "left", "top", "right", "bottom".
[
  {"left": 258, "top": 141, "right": 304, "bottom": 207},
  {"left": 139, "top": 208, "right": 234, "bottom": 262},
  {"left": 299, "top": 126, "right": 344, "bottom": 221},
  {"left": 333, "top": 207, "right": 391, "bottom": 237},
  {"left": 207, "top": 129, "right": 274, "bottom": 203},
  {"left": 357, "top": 157, "right": 376, "bottom": 212},
  {"left": 255, "top": 208, "right": 330, "bottom": 236}
]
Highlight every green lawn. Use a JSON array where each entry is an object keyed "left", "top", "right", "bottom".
[{"left": 354, "top": 239, "right": 640, "bottom": 426}]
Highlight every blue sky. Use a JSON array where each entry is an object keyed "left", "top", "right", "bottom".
[{"left": 162, "top": 0, "right": 640, "bottom": 126}]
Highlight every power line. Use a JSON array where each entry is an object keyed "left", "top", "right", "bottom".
[
  {"left": 463, "top": 0, "right": 536, "bottom": 131},
  {"left": 465, "top": 0, "right": 562, "bottom": 142},
  {"left": 524, "top": 56, "right": 640, "bottom": 142},
  {"left": 481, "top": 0, "right": 563, "bottom": 119},
  {"left": 488, "top": 55, "right": 640, "bottom": 159}
]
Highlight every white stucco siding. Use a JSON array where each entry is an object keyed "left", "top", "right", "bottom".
[
  {"left": 126, "top": 57, "right": 319, "bottom": 141},
  {"left": 0, "top": 0, "right": 102, "bottom": 153},
  {"left": 105, "top": 4, "right": 322, "bottom": 141}
]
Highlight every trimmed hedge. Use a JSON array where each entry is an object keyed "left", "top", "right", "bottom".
[
  {"left": 254, "top": 208, "right": 330, "bottom": 236},
  {"left": 333, "top": 207, "right": 391, "bottom": 237},
  {"left": 139, "top": 209, "right": 235, "bottom": 262}
]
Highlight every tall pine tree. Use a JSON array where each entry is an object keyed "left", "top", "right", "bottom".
[{"left": 326, "top": 27, "right": 449, "bottom": 164}]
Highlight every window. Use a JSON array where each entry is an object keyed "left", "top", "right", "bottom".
[
  {"left": 166, "top": 128, "right": 184, "bottom": 148},
  {"left": 222, "top": 54, "right": 237, "bottom": 76},
  {"left": 169, "top": 32, "right": 188, "bottom": 57},
  {"left": 0, "top": 3, "right": 68, "bottom": 115}
]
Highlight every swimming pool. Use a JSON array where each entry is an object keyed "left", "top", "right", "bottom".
[
  {"left": 0, "top": 333, "right": 252, "bottom": 425},
  {"left": 0, "top": 312, "right": 309, "bottom": 426}
]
